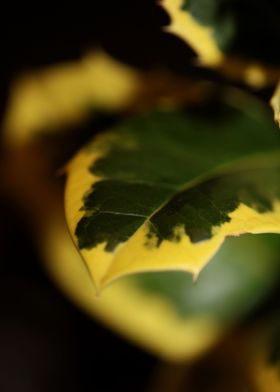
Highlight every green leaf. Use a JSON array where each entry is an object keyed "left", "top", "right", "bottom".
[
  {"left": 65, "top": 92, "right": 280, "bottom": 291},
  {"left": 131, "top": 234, "right": 280, "bottom": 323},
  {"left": 182, "top": 0, "right": 235, "bottom": 51}
]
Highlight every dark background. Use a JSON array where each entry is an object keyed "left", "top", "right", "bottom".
[
  {"left": 0, "top": 1, "right": 279, "bottom": 390},
  {"left": 0, "top": 2, "right": 185, "bottom": 391}
]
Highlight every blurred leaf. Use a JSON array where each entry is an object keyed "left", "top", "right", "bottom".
[
  {"left": 245, "top": 308, "right": 280, "bottom": 390},
  {"left": 3, "top": 49, "right": 212, "bottom": 146},
  {"left": 271, "top": 82, "right": 280, "bottom": 128},
  {"left": 42, "top": 214, "right": 280, "bottom": 362},
  {"left": 132, "top": 234, "right": 280, "bottom": 323},
  {"left": 179, "top": 324, "right": 280, "bottom": 390},
  {"left": 214, "top": 320, "right": 280, "bottom": 391},
  {"left": 161, "top": 0, "right": 280, "bottom": 88},
  {"left": 181, "top": 0, "right": 235, "bottom": 51},
  {"left": 162, "top": 0, "right": 280, "bottom": 62},
  {"left": 65, "top": 92, "right": 280, "bottom": 291},
  {"left": 161, "top": 0, "right": 223, "bottom": 65},
  {"left": 251, "top": 346, "right": 280, "bottom": 391},
  {"left": 3, "top": 51, "right": 141, "bottom": 145}
]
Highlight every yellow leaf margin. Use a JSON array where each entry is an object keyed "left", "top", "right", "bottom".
[
  {"left": 161, "top": 0, "right": 223, "bottom": 66},
  {"left": 65, "top": 142, "right": 280, "bottom": 292},
  {"left": 42, "top": 215, "right": 223, "bottom": 361},
  {"left": 3, "top": 51, "right": 141, "bottom": 145}
]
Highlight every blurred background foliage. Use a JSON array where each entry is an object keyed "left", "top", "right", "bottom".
[{"left": 1, "top": 1, "right": 280, "bottom": 391}]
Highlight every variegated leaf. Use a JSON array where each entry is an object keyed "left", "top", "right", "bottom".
[{"left": 65, "top": 93, "right": 280, "bottom": 291}]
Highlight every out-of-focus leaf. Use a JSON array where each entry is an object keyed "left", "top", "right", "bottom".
[
  {"left": 3, "top": 49, "right": 211, "bottom": 146},
  {"left": 162, "top": 0, "right": 280, "bottom": 62},
  {"left": 271, "top": 82, "right": 280, "bottom": 128},
  {"left": 3, "top": 51, "right": 141, "bottom": 145},
  {"left": 132, "top": 234, "right": 280, "bottom": 323},
  {"left": 161, "top": 0, "right": 280, "bottom": 87},
  {"left": 65, "top": 92, "right": 280, "bottom": 291},
  {"left": 247, "top": 311, "right": 280, "bottom": 390},
  {"left": 179, "top": 324, "right": 280, "bottom": 390},
  {"left": 181, "top": 0, "right": 235, "bottom": 51},
  {"left": 250, "top": 350, "right": 280, "bottom": 392},
  {"left": 161, "top": 0, "right": 223, "bottom": 65},
  {"left": 211, "top": 320, "right": 280, "bottom": 391},
  {"left": 5, "top": 101, "right": 280, "bottom": 364},
  {"left": 42, "top": 213, "right": 280, "bottom": 361}
]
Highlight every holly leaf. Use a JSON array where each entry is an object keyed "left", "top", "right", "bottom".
[{"left": 65, "top": 92, "right": 280, "bottom": 292}]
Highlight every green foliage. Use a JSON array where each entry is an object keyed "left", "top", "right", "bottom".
[
  {"left": 131, "top": 234, "right": 280, "bottom": 321},
  {"left": 183, "top": 0, "right": 235, "bottom": 50}
]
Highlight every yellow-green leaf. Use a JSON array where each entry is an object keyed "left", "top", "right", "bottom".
[
  {"left": 65, "top": 92, "right": 280, "bottom": 291},
  {"left": 161, "top": 0, "right": 223, "bottom": 66},
  {"left": 42, "top": 214, "right": 280, "bottom": 361},
  {"left": 3, "top": 50, "right": 141, "bottom": 145},
  {"left": 43, "top": 217, "right": 221, "bottom": 361},
  {"left": 271, "top": 82, "right": 280, "bottom": 128},
  {"left": 161, "top": 0, "right": 280, "bottom": 88},
  {"left": 251, "top": 348, "right": 280, "bottom": 391}
]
